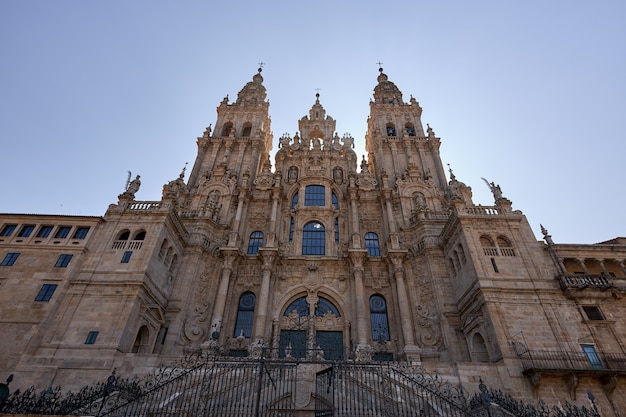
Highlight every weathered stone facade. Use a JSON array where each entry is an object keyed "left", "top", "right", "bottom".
[{"left": 1, "top": 68, "right": 625, "bottom": 416}]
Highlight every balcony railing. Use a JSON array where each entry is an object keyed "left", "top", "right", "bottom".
[
  {"left": 518, "top": 349, "right": 626, "bottom": 374},
  {"left": 557, "top": 274, "right": 613, "bottom": 290}
]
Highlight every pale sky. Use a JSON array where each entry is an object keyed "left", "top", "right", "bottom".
[{"left": 1, "top": 1, "right": 624, "bottom": 244}]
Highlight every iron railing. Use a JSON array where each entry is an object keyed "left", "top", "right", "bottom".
[
  {"left": 315, "top": 363, "right": 469, "bottom": 417},
  {"left": 518, "top": 349, "right": 626, "bottom": 373}
]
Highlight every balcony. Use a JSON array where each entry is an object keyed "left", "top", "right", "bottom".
[
  {"left": 518, "top": 349, "right": 626, "bottom": 375},
  {"left": 558, "top": 274, "right": 613, "bottom": 291}
]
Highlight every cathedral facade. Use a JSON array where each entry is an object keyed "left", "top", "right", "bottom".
[{"left": 1, "top": 68, "right": 625, "bottom": 415}]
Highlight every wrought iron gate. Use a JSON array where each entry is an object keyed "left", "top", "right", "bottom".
[
  {"left": 315, "top": 363, "right": 470, "bottom": 417},
  {"left": 102, "top": 359, "right": 298, "bottom": 416}
]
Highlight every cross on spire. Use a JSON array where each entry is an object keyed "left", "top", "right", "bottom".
[
  {"left": 258, "top": 61, "right": 265, "bottom": 68},
  {"left": 376, "top": 61, "right": 384, "bottom": 70}
]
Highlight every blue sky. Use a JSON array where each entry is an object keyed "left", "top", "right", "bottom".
[{"left": 1, "top": 1, "right": 624, "bottom": 244}]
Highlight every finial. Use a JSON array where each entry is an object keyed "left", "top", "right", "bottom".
[
  {"left": 314, "top": 88, "right": 321, "bottom": 101},
  {"left": 376, "top": 61, "right": 384, "bottom": 72},
  {"left": 257, "top": 61, "right": 265, "bottom": 72},
  {"left": 540, "top": 224, "right": 554, "bottom": 245}
]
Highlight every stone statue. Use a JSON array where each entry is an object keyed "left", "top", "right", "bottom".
[
  {"left": 126, "top": 175, "right": 141, "bottom": 196},
  {"left": 482, "top": 178, "right": 503, "bottom": 200}
]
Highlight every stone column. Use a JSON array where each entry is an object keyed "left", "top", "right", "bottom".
[
  {"left": 348, "top": 187, "right": 361, "bottom": 246},
  {"left": 228, "top": 181, "right": 249, "bottom": 247},
  {"left": 253, "top": 249, "right": 277, "bottom": 342},
  {"left": 349, "top": 250, "right": 370, "bottom": 359},
  {"left": 598, "top": 259, "right": 609, "bottom": 275},
  {"left": 617, "top": 260, "right": 626, "bottom": 276},
  {"left": 389, "top": 252, "right": 420, "bottom": 361},
  {"left": 576, "top": 259, "right": 589, "bottom": 274},
  {"left": 209, "top": 250, "right": 238, "bottom": 340}
]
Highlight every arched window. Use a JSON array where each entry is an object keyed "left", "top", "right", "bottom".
[
  {"left": 331, "top": 192, "right": 339, "bottom": 209},
  {"left": 365, "top": 232, "right": 380, "bottom": 256},
  {"left": 471, "top": 333, "right": 489, "bottom": 362},
  {"left": 118, "top": 230, "right": 130, "bottom": 240},
  {"left": 386, "top": 124, "right": 396, "bottom": 137},
  {"left": 221, "top": 122, "right": 233, "bottom": 136},
  {"left": 133, "top": 230, "right": 146, "bottom": 240},
  {"left": 304, "top": 185, "right": 325, "bottom": 206},
  {"left": 291, "top": 192, "right": 298, "bottom": 209},
  {"left": 247, "top": 231, "right": 264, "bottom": 254},
  {"left": 315, "top": 297, "right": 340, "bottom": 317},
  {"left": 334, "top": 218, "right": 339, "bottom": 244},
  {"left": 480, "top": 235, "right": 497, "bottom": 256},
  {"left": 370, "top": 295, "right": 390, "bottom": 342},
  {"left": 302, "top": 221, "right": 325, "bottom": 255},
  {"left": 233, "top": 292, "right": 256, "bottom": 338},
  {"left": 284, "top": 296, "right": 309, "bottom": 317},
  {"left": 132, "top": 325, "right": 150, "bottom": 353},
  {"left": 242, "top": 122, "right": 252, "bottom": 137},
  {"left": 405, "top": 123, "right": 416, "bottom": 136},
  {"left": 289, "top": 217, "right": 294, "bottom": 242}
]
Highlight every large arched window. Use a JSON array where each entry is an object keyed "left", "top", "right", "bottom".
[
  {"left": 233, "top": 292, "right": 256, "bottom": 338},
  {"left": 365, "top": 232, "right": 380, "bottom": 256},
  {"left": 302, "top": 221, "right": 325, "bottom": 255},
  {"left": 304, "top": 185, "right": 325, "bottom": 206},
  {"left": 247, "top": 231, "right": 264, "bottom": 254},
  {"left": 370, "top": 295, "right": 390, "bottom": 342},
  {"left": 386, "top": 124, "right": 396, "bottom": 137}
]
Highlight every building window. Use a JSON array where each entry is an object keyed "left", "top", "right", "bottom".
[
  {"left": 54, "top": 226, "right": 72, "bottom": 239},
  {"left": 121, "top": 251, "right": 133, "bottom": 263},
  {"left": 289, "top": 217, "right": 294, "bottom": 242},
  {"left": 302, "top": 221, "right": 325, "bottom": 255},
  {"left": 334, "top": 218, "right": 339, "bottom": 244},
  {"left": 332, "top": 192, "right": 339, "bottom": 209},
  {"left": 247, "top": 231, "right": 264, "bottom": 254},
  {"left": 242, "top": 122, "right": 252, "bottom": 137},
  {"left": 233, "top": 292, "right": 256, "bottom": 338},
  {"left": 284, "top": 296, "right": 309, "bottom": 317},
  {"left": 221, "top": 122, "right": 233, "bottom": 136},
  {"left": 582, "top": 305, "right": 605, "bottom": 321},
  {"left": 85, "top": 331, "right": 99, "bottom": 345},
  {"left": 55, "top": 254, "right": 73, "bottom": 268},
  {"left": 34, "top": 284, "right": 57, "bottom": 302},
  {"left": 582, "top": 344, "right": 603, "bottom": 369},
  {"left": 386, "top": 124, "right": 396, "bottom": 136},
  {"left": 315, "top": 297, "right": 340, "bottom": 317},
  {"left": 370, "top": 295, "right": 390, "bottom": 342},
  {"left": 1, "top": 252, "right": 20, "bottom": 266},
  {"left": 132, "top": 326, "right": 150, "bottom": 353},
  {"left": 405, "top": 124, "right": 416, "bottom": 136},
  {"left": 304, "top": 185, "right": 325, "bottom": 206},
  {"left": 0, "top": 224, "right": 16, "bottom": 237},
  {"left": 36, "top": 225, "right": 53, "bottom": 238},
  {"left": 134, "top": 230, "right": 146, "bottom": 240},
  {"left": 365, "top": 232, "right": 381, "bottom": 256},
  {"left": 17, "top": 225, "right": 35, "bottom": 238},
  {"left": 73, "top": 227, "right": 90, "bottom": 239}
]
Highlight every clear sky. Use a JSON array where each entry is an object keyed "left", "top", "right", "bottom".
[{"left": 1, "top": 1, "right": 624, "bottom": 244}]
